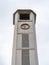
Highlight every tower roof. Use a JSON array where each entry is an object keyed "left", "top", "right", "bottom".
[{"left": 13, "top": 9, "right": 36, "bottom": 25}]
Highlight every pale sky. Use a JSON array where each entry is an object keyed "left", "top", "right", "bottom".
[{"left": 0, "top": 0, "right": 49, "bottom": 65}]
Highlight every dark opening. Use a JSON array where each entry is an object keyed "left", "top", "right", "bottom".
[{"left": 20, "top": 14, "right": 30, "bottom": 20}]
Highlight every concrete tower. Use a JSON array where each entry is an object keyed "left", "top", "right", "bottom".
[{"left": 12, "top": 9, "right": 38, "bottom": 65}]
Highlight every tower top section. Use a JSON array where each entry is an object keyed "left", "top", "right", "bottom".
[{"left": 13, "top": 9, "right": 36, "bottom": 25}]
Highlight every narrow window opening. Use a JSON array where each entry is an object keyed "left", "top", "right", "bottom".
[{"left": 20, "top": 14, "right": 30, "bottom": 20}]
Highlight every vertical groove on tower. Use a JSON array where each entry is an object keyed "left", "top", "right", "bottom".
[
  {"left": 22, "top": 34, "right": 30, "bottom": 65},
  {"left": 22, "top": 34, "right": 29, "bottom": 47},
  {"left": 22, "top": 49, "right": 30, "bottom": 65}
]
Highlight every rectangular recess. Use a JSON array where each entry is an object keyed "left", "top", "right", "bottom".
[
  {"left": 22, "top": 49, "right": 30, "bottom": 65},
  {"left": 22, "top": 34, "right": 29, "bottom": 47}
]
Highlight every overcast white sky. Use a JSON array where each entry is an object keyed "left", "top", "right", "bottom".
[{"left": 0, "top": 0, "right": 49, "bottom": 65}]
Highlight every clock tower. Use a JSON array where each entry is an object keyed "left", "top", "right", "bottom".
[{"left": 12, "top": 9, "right": 38, "bottom": 65}]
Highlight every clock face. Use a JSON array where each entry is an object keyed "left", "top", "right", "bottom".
[{"left": 21, "top": 23, "right": 30, "bottom": 30}]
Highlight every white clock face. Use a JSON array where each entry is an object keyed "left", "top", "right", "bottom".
[{"left": 21, "top": 23, "right": 30, "bottom": 30}]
